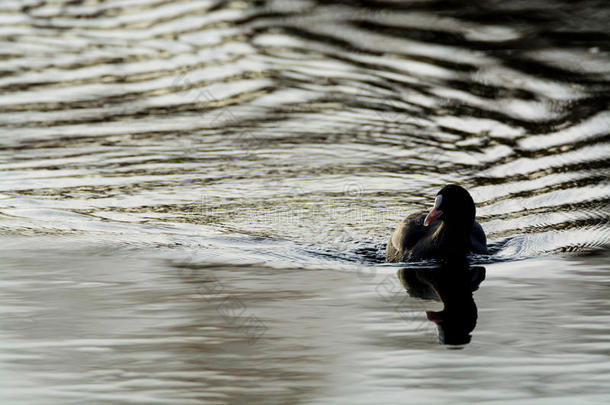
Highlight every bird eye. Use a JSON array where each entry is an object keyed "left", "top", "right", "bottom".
[{"left": 434, "top": 194, "right": 442, "bottom": 209}]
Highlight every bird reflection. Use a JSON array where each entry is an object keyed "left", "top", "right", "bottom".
[{"left": 397, "top": 261, "right": 485, "bottom": 345}]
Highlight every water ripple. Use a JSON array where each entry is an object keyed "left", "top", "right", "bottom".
[{"left": 0, "top": 0, "right": 609, "bottom": 261}]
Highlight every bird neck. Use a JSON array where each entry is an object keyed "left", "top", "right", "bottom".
[{"left": 434, "top": 219, "right": 473, "bottom": 254}]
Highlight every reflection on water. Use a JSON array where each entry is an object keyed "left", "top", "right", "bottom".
[
  {"left": 1, "top": 239, "right": 609, "bottom": 404},
  {"left": 398, "top": 262, "right": 486, "bottom": 345}
]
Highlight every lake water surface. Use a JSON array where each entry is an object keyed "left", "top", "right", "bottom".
[{"left": 0, "top": 0, "right": 609, "bottom": 404}]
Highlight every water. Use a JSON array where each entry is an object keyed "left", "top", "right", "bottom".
[{"left": 1, "top": 0, "right": 609, "bottom": 403}]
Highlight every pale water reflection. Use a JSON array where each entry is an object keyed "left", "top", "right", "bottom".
[{"left": 0, "top": 239, "right": 609, "bottom": 404}]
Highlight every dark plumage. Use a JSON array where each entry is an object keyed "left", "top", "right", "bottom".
[{"left": 386, "top": 184, "right": 488, "bottom": 262}]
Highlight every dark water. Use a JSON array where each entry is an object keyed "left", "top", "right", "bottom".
[{"left": 1, "top": 0, "right": 609, "bottom": 403}]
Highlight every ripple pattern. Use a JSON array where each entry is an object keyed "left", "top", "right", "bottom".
[{"left": 0, "top": 0, "right": 609, "bottom": 259}]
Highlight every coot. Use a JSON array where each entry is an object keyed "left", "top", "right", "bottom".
[{"left": 386, "top": 184, "right": 488, "bottom": 262}]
